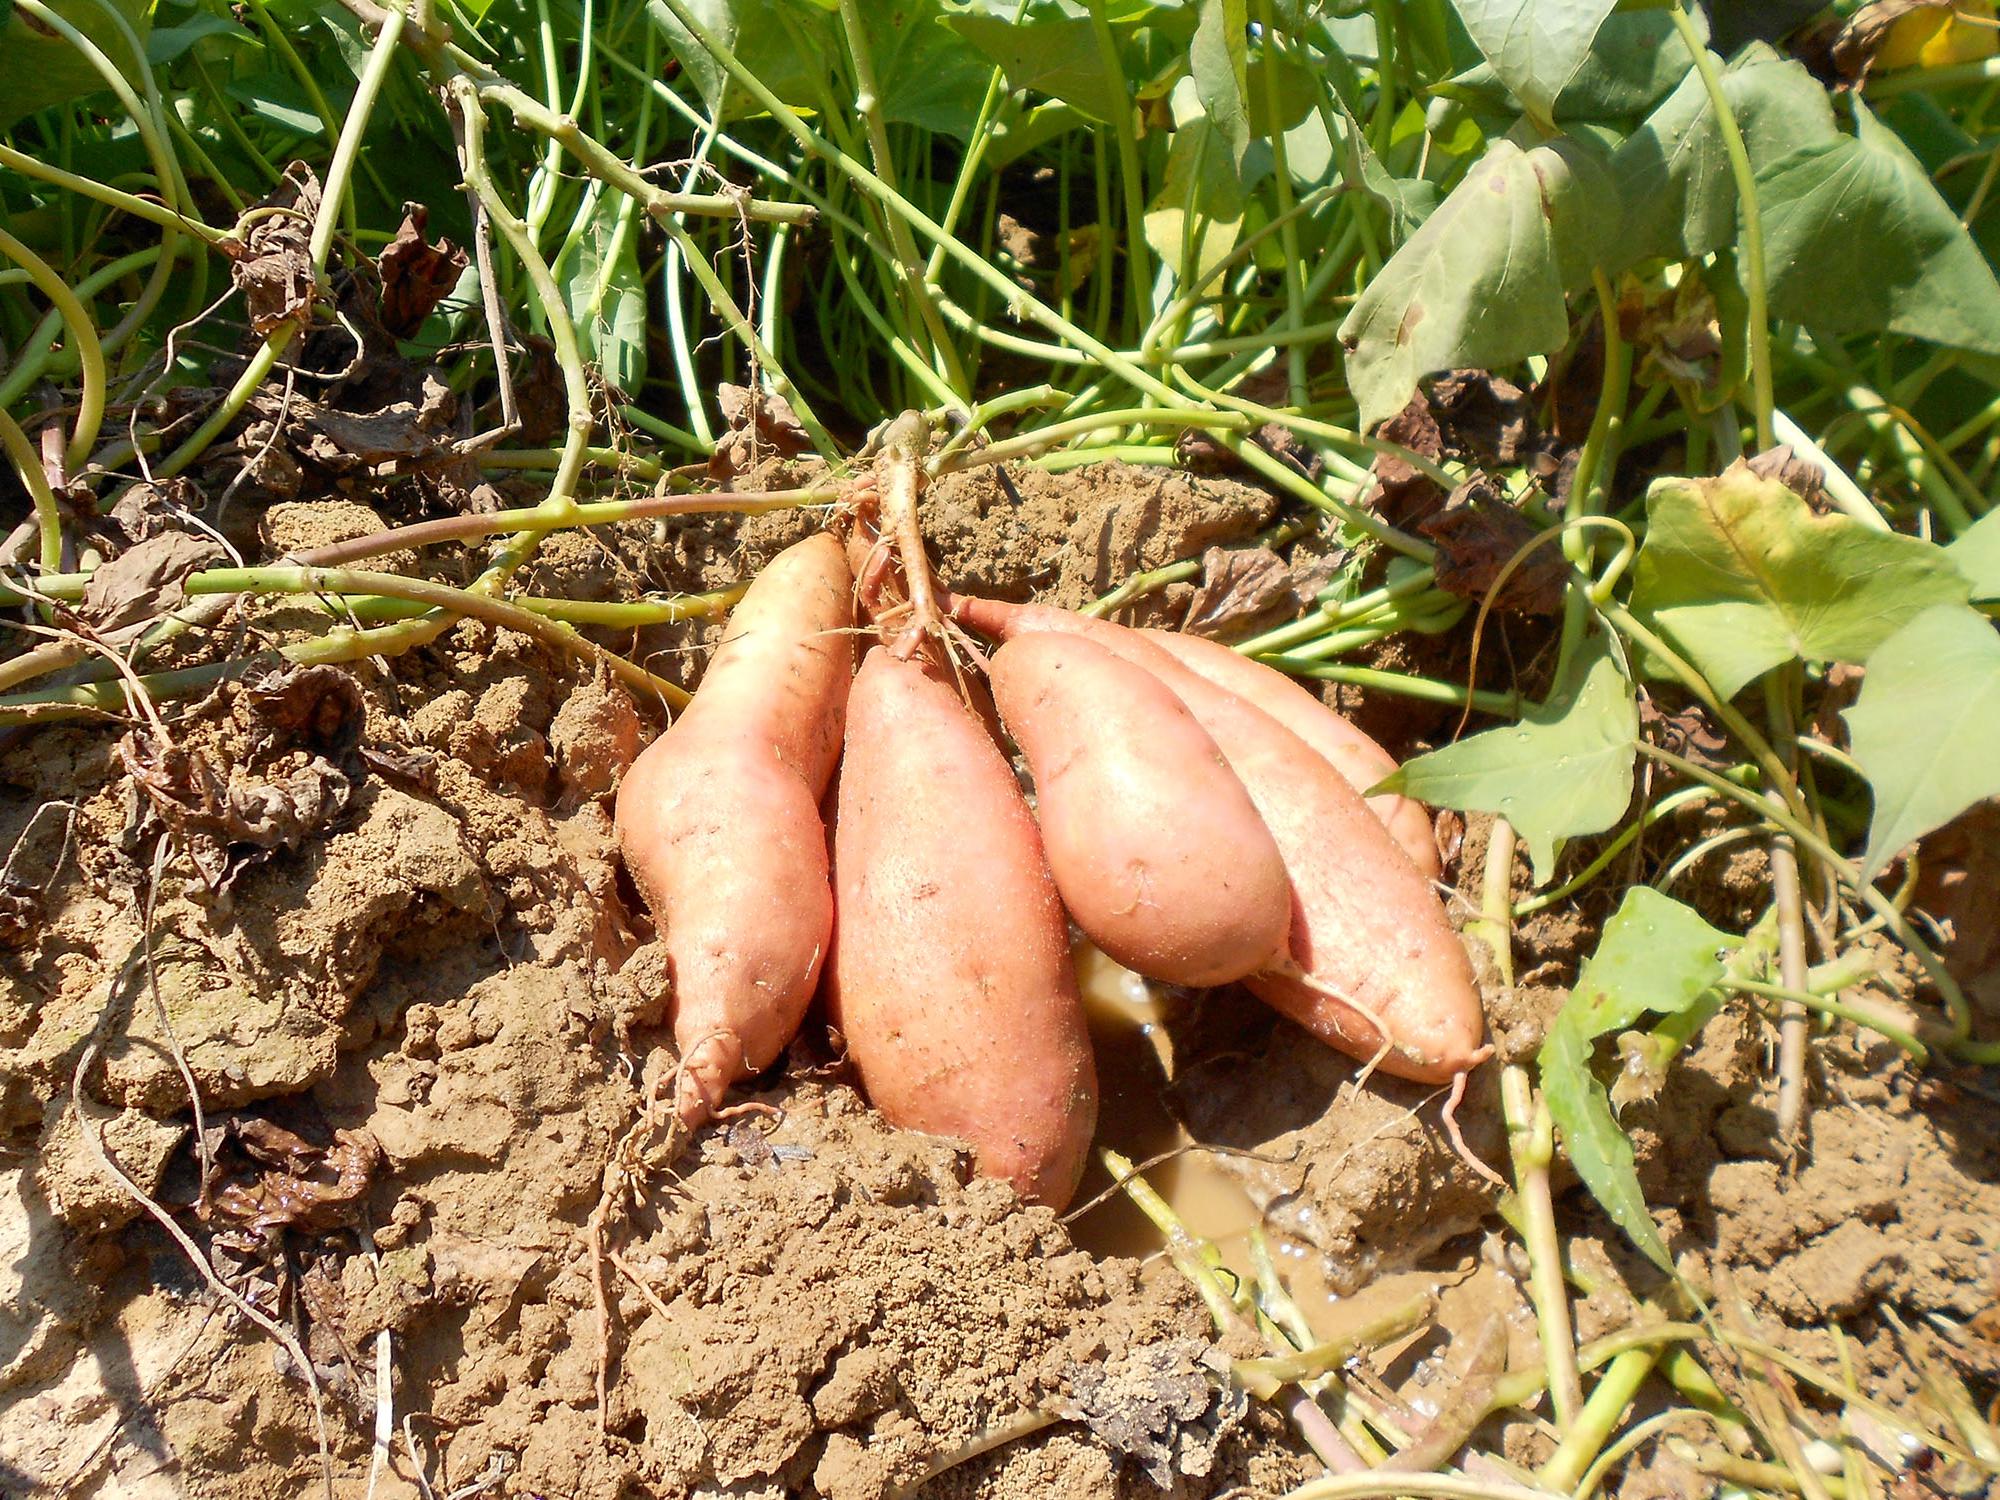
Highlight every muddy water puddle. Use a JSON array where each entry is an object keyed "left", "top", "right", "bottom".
[{"left": 1066, "top": 941, "right": 1349, "bottom": 1336}]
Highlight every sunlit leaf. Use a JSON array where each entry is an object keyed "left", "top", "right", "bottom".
[
  {"left": 1340, "top": 135, "right": 1610, "bottom": 430},
  {"left": 1191, "top": 0, "right": 1249, "bottom": 163},
  {"left": 647, "top": 0, "right": 834, "bottom": 125},
  {"left": 1757, "top": 98, "right": 2000, "bottom": 356},
  {"left": 1844, "top": 604, "right": 2000, "bottom": 882},
  {"left": 1540, "top": 887, "right": 1734, "bottom": 1271},
  {"left": 1144, "top": 78, "right": 1251, "bottom": 285},
  {"left": 1610, "top": 44, "right": 1839, "bottom": 268},
  {"left": 1447, "top": 0, "right": 1621, "bottom": 125},
  {"left": 1436, "top": 7, "right": 1699, "bottom": 123},
  {"left": 1628, "top": 466, "right": 1970, "bottom": 701},
  {"left": 1947, "top": 507, "right": 2000, "bottom": 602},
  {"left": 561, "top": 188, "right": 649, "bottom": 397},
  {"left": 1376, "top": 630, "right": 1636, "bottom": 886},
  {"left": 938, "top": 0, "right": 1122, "bottom": 121}
]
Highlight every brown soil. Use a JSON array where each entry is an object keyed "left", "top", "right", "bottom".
[{"left": 3, "top": 461, "right": 1996, "bottom": 1499}]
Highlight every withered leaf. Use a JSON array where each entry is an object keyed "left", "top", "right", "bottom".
[
  {"left": 377, "top": 205, "right": 467, "bottom": 338},
  {"left": 78, "top": 532, "right": 224, "bottom": 639},
  {"left": 118, "top": 734, "right": 355, "bottom": 893},
  {"left": 226, "top": 166, "right": 321, "bottom": 336},
  {"left": 1746, "top": 445, "right": 1827, "bottom": 511},
  {"left": 709, "top": 383, "right": 815, "bottom": 483},
  {"left": 1419, "top": 475, "right": 1566, "bottom": 615},
  {"left": 1371, "top": 392, "right": 1449, "bottom": 529},
  {"left": 0, "top": 883, "right": 40, "bottom": 949},
  {"left": 1637, "top": 697, "right": 1732, "bottom": 770},
  {"left": 1180, "top": 547, "right": 1294, "bottom": 635},
  {"left": 1831, "top": 0, "right": 1958, "bottom": 87},
  {"left": 287, "top": 373, "right": 460, "bottom": 471},
  {"left": 201, "top": 1120, "right": 383, "bottom": 1241},
  {"left": 359, "top": 741, "right": 440, "bottom": 790},
  {"left": 1429, "top": 369, "right": 1536, "bottom": 466},
  {"left": 235, "top": 663, "right": 366, "bottom": 757},
  {"left": 105, "top": 477, "right": 205, "bottom": 548}
]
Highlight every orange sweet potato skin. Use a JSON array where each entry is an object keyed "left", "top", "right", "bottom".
[
  {"left": 615, "top": 533, "right": 855, "bottom": 1124},
  {"left": 989, "top": 632, "right": 1290, "bottom": 987},
  {"left": 829, "top": 649, "right": 1098, "bottom": 1207},
  {"left": 948, "top": 594, "right": 1485, "bottom": 1083},
  {"left": 1136, "top": 629, "right": 1441, "bottom": 880}
]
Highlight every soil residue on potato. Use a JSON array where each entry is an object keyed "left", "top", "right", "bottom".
[{"left": 2, "top": 460, "right": 1996, "bottom": 1499}]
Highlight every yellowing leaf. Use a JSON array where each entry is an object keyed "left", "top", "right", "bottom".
[{"left": 1629, "top": 466, "right": 1970, "bottom": 701}]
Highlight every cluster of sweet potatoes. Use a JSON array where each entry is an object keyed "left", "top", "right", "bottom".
[{"left": 615, "top": 529, "right": 1487, "bottom": 1211}]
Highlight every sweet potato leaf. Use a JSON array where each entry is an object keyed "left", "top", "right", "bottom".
[
  {"left": 1610, "top": 45, "right": 1839, "bottom": 268},
  {"left": 1947, "top": 508, "right": 2000, "bottom": 602},
  {"left": 1376, "top": 630, "right": 1636, "bottom": 886},
  {"left": 561, "top": 189, "right": 648, "bottom": 397},
  {"left": 0, "top": 0, "right": 151, "bottom": 130},
  {"left": 1192, "top": 0, "right": 1249, "bottom": 165},
  {"left": 1540, "top": 887, "right": 1734, "bottom": 1271},
  {"left": 1447, "top": 0, "right": 1622, "bottom": 126},
  {"left": 647, "top": 0, "right": 834, "bottom": 125},
  {"left": 1340, "top": 136, "right": 1610, "bottom": 429},
  {"left": 1436, "top": 7, "right": 1700, "bottom": 124},
  {"left": 1844, "top": 604, "right": 2000, "bottom": 883},
  {"left": 1629, "top": 468, "right": 1970, "bottom": 702},
  {"left": 939, "top": 0, "right": 1190, "bottom": 123},
  {"left": 1759, "top": 100, "right": 2000, "bottom": 355}
]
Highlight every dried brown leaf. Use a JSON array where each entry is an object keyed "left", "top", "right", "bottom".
[
  {"left": 235, "top": 663, "right": 366, "bottom": 757},
  {"left": 1745, "top": 445, "right": 1827, "bottom": 510},
  {"left": 1180, "top": 547, "right": 1293, "bottom": 635},
  {"left": 201, "top": 1120, "right": 383, "bottom": 1240},
  {"left": 709, "top": 383, "right": 815, "bottom": 482},
  {"left": 376, "top": 205, "right": 467, "bottom": 338},
  {"left": 1429, "top": 369, "right": 1535, "bottom": 466},
  {"left": 1370, "top": 393, "right": 1449, "bottom": 529},
  {"left": 226, "top": 166, "right": 321, "bottom": 336},
  {"left": 77, "top": 531, "right": 224, "bottom": 639},
  {"left": 1418, "top": 475, "right": 1566, "bottom": 615},
  {"left": 118, "top": 734, "right": 355, "bottom": 894},
  {"left": 1831, "top": 0, "right": 1955, "bottom": 87}
]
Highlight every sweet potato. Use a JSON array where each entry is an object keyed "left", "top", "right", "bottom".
[
  {"left": 615, "top": 533, "right": 855, "bottom": 1125},
  {"left": 830, "top": 648, "right": 1098, "bottom": 1206},
  {"left": 989, "top": 632, "right": 1291, "bottom": 986},
  {"left": 1136, "top": 629, "right": 1441, "bottom": 879},
  {"left": 948, "top": 594, "right": 1486, "bottom": 1083}
]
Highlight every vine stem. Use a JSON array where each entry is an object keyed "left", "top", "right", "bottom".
[
  {"left": 1669, "top": 2, "right": 1773, "bottom": 451},
  {"left": 1765, "top": 670, "right": 1813, "bottom": 1146},
  {"left": 449, "top": 72, "right": 593, "bottom": 539},
  {"left": 0, "top": 409, "right": 67, "bottom": 591},
  {"left": 1086, "top": 0, "right": 1151, "bottom": 339},
  {"left": 309, "top": 0, "right": 405, "bottom": 273},
  {"left": 1502, "top": 1066, "right": 1583, "bottom": 1433},
  {"left": 833, "top": 0, "right": 969, "bottom": 396},
  {"left": 184, "top": 567, "right": 689, "bottom": 704},
  {"left": 1559, "top": 269, "right": 1632, "bottom": 675},
  {"left": 1539, "top": 1348, "right": 1662, "bottom": 1493},
  {"left": 647, "top": 0, "right": 1433, "bottom": 557},
  {"left": 1638, "top": 742, "right": 1989, "bottom": 1058},
  {"left": 0, "top": 226, "right": 106, "bottom": 476}
]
